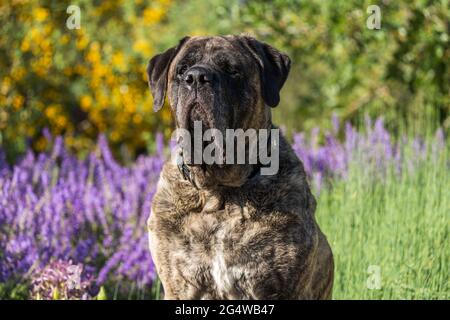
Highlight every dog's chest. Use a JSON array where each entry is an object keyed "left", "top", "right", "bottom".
[
  {"left": 209, "top": 227, "right": 243, "bottom": 297},
  {"left": 179, "top": 210, "right": 252, "bottom": 298}
]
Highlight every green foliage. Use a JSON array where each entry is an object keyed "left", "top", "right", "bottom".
[
  {"left": 1, "top": 0, "right": 448, "bottom": 159},
  {"left": 243, "top": 0, "right": 449, "bottom": 133},
  {"left": 96, "top": 286, "right": 108, "bottom": 300},
  {"left": 151, "top": 277, "right": 162, "bottom": 300},
  {"left": 317, "top": 143, "right": 449, "bottom": 299},
  {"left": 0, "top": 280, "right": 30, "bottom": 300}
]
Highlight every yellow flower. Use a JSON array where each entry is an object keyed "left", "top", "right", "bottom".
[
  {"left": 89, "top": 109, "right": 102, "bottom": 124},
  {"left": 93, "top": 64, "right": 108, "bottom": 78},
  {"left": 76, "top": 35, "right": 89, "bottom": 50},
  {"left": 65, "top": 136, "right": 75, "bottom": 147},
  {"left": 133, "top": 113, "right": 143, "bottom": 124},
  {"left": 12, "top": 95, "right": 24, "bottom": 110},
  {"left": 112, "top": 52, "right": 126, "bottom": 71},
  {"left": 56, "top": 115, "right": 68, "bottom": 128},
  {"left": 0, "top": 110, "right": 8, "bottom": 129},
  {"left": 12, "top": 66, "right": 26, "bottom": 81},
  {"left": 143, "top": 7, "right": 164, "bottom": 25},
  {"left": 40, "top": 39, "right": 51, "bottom": 52},
  {"left": 124, "top": 102, "right": 136, "bottom": 113},
  {"left": 60, "top": 34, "right": 70, "bottom": 45},
  {"left": 31, "top": 57, "right": 50, "bottom": 77},
  {"left": 29, "top": 27, "right": 41, "bottom": 41},
  {"left": 110, "top": 131, "right": 120, "bottom": 142},
  {"left": 86, "top": 42, "right": 101, "bottom": 63},
  {"left": 45, "top": 105, "right": 58, "bottom": 118},
  {"left": 43, "top": 24, "right": 52, "bottom": 35},
  {"left": 74, "top": 64, "right": 88, "bottom": 75},
  {"left": 132, "top": 39, "right": 153, "bottom": 56},
  {"left": 80, "top": 95, "right": 92, "bottom": 111},
  {"left": 33, "top": 7, "right": 49, "bottom": 22},
  {"left": 1, "top": 77, "right": 11, "bottom": 95},
  {"left": 21, "top": 39, "right": 30, "bottom": 52},
  {"left": 89, "top": 78, "right": 100, "bottom": 89},
  {"left": 96, "top": 92, "right": 108, "bottom": 108}
]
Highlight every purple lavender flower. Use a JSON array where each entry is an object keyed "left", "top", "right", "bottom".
[
  {"left": 29, "top": 260, "right": 98, "bottom": 300},
  {"left": 291, "top": 116, "right": 446, "bottom": 191},
  {"left": 0, "top": 134, "right": 163, "bottom": 296}
]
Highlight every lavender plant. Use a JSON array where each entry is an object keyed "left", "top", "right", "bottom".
[
  {"left": 0, "top": 134, "right": 165, "bottom": 299},
  {"left": 0, "top": 117, "right": 446, "bottom": 299},
  {"left": 292, "top": 116, "right": 446, "bottom": 191},
  {"left": 30, "top": 260, "right": 97, "bottom": 300}
]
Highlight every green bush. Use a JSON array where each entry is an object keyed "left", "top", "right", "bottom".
[{"left": 1, "top": 0, "right": 448, "bottom": 160}]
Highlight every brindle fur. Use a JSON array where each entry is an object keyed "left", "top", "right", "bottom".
[{"left": 146, "top": 35, "right": 334, "bottom": 299}]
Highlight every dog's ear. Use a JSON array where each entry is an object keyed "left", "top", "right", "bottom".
[
  {"left": 147, "top": 36, "right": 190, "bottom": 112},
  {"left": 240, "top": 36, "right": 291, "bottom": 108}
]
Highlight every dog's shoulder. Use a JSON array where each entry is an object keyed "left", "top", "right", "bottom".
[{"left": 243, "top": 134, "right": 316, "bottom": 215}]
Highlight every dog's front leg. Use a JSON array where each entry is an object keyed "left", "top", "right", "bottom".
[{"left": 147, "top": 213, "right": 177, "bottom": 300}]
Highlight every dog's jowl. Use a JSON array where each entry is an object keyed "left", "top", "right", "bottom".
[{"left": 146, "top": 35, "right": 334, "bottom": 299}]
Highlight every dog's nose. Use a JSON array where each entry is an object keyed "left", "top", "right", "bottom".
[{"left": 184, "top": 66, "right": 213, "bottom": 86}]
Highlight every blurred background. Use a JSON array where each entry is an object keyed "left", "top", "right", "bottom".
[{"left": 1, "top": 0, "right": 448, "bottom": 161}]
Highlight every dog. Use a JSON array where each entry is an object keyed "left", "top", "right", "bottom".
[{"left": 146, "top": 35, "right": 334, "bottom": 299}]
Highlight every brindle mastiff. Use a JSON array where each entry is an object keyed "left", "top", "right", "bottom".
[{"left": 146, "top": 35, "right": 334, "bottom": 299}]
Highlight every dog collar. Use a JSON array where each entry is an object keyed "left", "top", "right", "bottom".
[{"left": 176, "top": 152, "right": 260, "bottom": 188}]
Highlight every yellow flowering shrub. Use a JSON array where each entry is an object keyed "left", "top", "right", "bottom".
[{"left": 0, "top": 0, "right": 173, "bottom": 160}]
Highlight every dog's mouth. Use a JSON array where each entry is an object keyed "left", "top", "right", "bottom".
[
  {"left": 186, "top": 102, "right": 211, "bottom": 132},
  {"left": 177, "top": 98, "right": 233, "bottom": 169},
  {"left": 177, "top": 101, "right": 214, "bottom": 166}
]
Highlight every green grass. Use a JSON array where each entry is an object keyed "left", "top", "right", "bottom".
[{"left": 316, "top": 148, "right": 449, "bottom": 299}]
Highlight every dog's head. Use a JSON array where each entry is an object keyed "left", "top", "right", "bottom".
[{"left": 147, "top": 35, "right": 290, "bottom": 187}]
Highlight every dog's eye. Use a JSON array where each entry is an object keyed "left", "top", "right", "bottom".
[
  {"left": 177, "top": 65, "right": 188, "bottom": 76},
  {"left": 223, "top": 65, "right": 240, "bottom": 77},
  {"left": 228, "top": 69, "right": 240, "bottom": 76}
]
